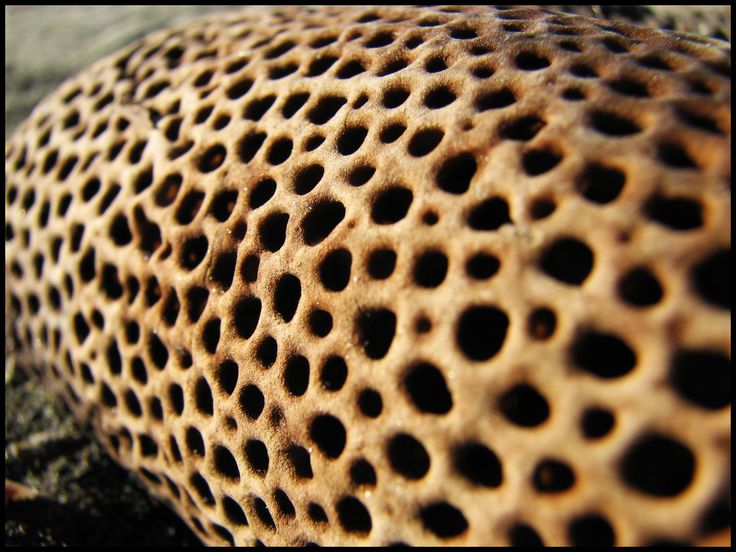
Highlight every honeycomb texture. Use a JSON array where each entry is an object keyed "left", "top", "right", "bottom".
[{"left": 4, "top": 5, "right": 731, "bottom": 546}]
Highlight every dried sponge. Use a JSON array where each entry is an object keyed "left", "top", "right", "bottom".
[{"left": 4, "top": 5, "right": 731, "bottom": 546}]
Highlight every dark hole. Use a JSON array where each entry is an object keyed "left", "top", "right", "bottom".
[
  {"left": 57, "top": 194, "right": 72, "bottom": 217},
  {"left": 468, "top": 197, "right": 512, "bottom": 231},
  {"left": 240, "top": 384, "right": 265, "bottom": 419},
  {"left": 286, "top": 445, "right": 313, "bottom": 479},
  {"left": 618, "top": 267, "right": 663, "bottom": 306},
  {"left": 180, "top": 236, "right": 208, "bottom": 270},
  {"left": 466, "top": 252, "right": 500, "bottom": 280},
  {"left": 202, "top": 319, "right": 220, "bottom": 355},
  {"left": 562, "top": 87, "right": 585, "bottom": 100},
  {"left": 675, "top": 107, "right": 722, "bottom": 135},
  {"left": 169, "top": 384, "right": 184, "bottom": 415},
  {"left": 581, "top": 407, "right": 615, "bottom": 439},
  {"left": 569, "top": 63, "right": 597, "bottom": 78},
  {"left": 249, "top": 177, "right": 276, "bottom": 209},
  {"left": 422, "top": 211, "right": 439, "bottom": 225},
  {"left": 337, "top": 496, "right": 372, "bottom": 534},
  {"left": 382, "top": 87, "right": 411, "bottom": 109},
  {"left": 522, "top": 148, "right": 562, "bottom": 176},
  {"left": 259, "top": 212, "right": 289, "bottom": 252},
  {"left": 571, "top": 329, "right": 636, "bottom": 379},
  {"left": 81, "top": 176, "right": 101, "bottom": 200},
  {"left": 456, "top": 305, "right": 509, "bottom": 361},
  {"left": 309, "top": 309, "right": 332, "bottom": 337},
  {"left": 337, "top": 59, "right": 366, "bottom": 79},
  {"left": 636, "top": 54, "right": 673, "bottom": 71},
  {"left": 606, "top": 77, "right": 650, "bottom": 97},
  {"left": 132, "top": 356, "right": 149, "bottom": 384},
  {"left": 74, "top": 313, "right": 90, "bottom": 344},
  {"left": 148, "top": 332, "right": 168, "bottom": 369},
  {"left": 601, "top": 37, "right": 629, "bottom": 53},
  {"left": 691, "top": 248, "right": 730, "bottom": 310},
  {"left": 671, "top": 349, "right": 730, "bottom": 410},
  {"left": 405, "top": 34, "right": 424, "bottom": 49},
  {"left": 377, "top": 57, "right": 408, "bottom": 76},
  {"left": 245, "top": 439, "right": 270, "bottom": 475},
  {"left": 209, "top": 189, "right": 238, "bottom": 222},
  {"left": 472, "top": 64, "right": 494, "bottom": 78},
  {"left": 210, "top": 251, "right": 236, "bottom": 291},
  {"left": 310, "top": 414, "right": 346, "bottom": 458},
  {"left": 568, "top": 514, "right": 616, "bottom": 546},
  {"left": 424, "top": 85, "right": 456, "bottom": 109},
  {"left": 321, "top": 356, "right": 348, "bottom": 391},
  {"left": 365, "top": 31, "right": 394, "bottom": 48},
  {"left": 308, "top": 95, "right": 347, "bottom": 124},
  {"left": 699, "top": 497, "right": 731, "bottom": 535},
  {"left": 348, "top": 164, "right": 375, "bottom": 186},
  {"left": 405, "top": 362, "right": 452, "bottom": 414},
  {"left": 284, "top": 355, "right": 309, "bottom": 396},
  {"left": 388, "top": 433, "right": 430, "bottom": 479},
  {"left": 657, "top": 142, "right": 698, "bottom": 169},
  {"left": 408, "top": 128, "right": 444, "bottom": 157},
  {"left": 308, "top": 503, "right": 327, "bottom": 523},
  {"left": 590, "top": 110, "right": 641, "bottom": 136},
  {"left": 256, "top": 336, "right": 277, "bottom": 367},
  {"left": 294, "top": 164, "right": 324, "bottom": 195},
  {"left": 420, "top": 502, "right": 468, "bottom": 538},
  {"left": 233, "top": 297, "right": 261, "bottom": 339},
  {"left": 620, "top": 433, "right": 695, "bottom": 497},
  {"left": 307, "top": 55, "right": 339, "bottom": 77},
  {"left": 302, "top": 200, "right": 345, "bottom": 245},
  {"left": 425, "top": 56, "right": 447, "bottom": 72},
  {"left": 176, "top": 191, "right": 204, "bottom": 225},
  {"left": 101, "top": 383, "right": 117, "bottom": 407},
  {"left": 274, "top": 489, "right": 295, "bottom": 518},
  {"left": 238, "top": 131, "right": 267, "bottom": 163},
  {"left": 223, "top": 496, "right": 249, "bottom": 526},
  {"left": 367, "top": 248, "right": 396, "bottom": 279},
  {"left": 155, "top": 173, "right": 182, "bottom": 206},
  {"left": 214, "top": 446, "right": 240, "bottom": 479},
  {"left": 244, "top": 95, "right": 276, "bottom": 121},
  {"left": 97, "top": 183, "right": 121, "bottom": 215},
  {"left": 304, "top": 134, "right": 325, "bottom": 151},
  {"left": 105, "top": 340, "right": 122, "bottom": 375},
  {"left": 380, "top": 122, "right": 406, "bottom": 143},
  {"left": 577, "top": 163, "right": 625, "bottom": 204},
  {"left": 413, "top": 250, "right": 448, "bottom": 288},
  {"left": 528, "top": 307, "right": 556, "bottom": 339},
  {"left": 476, "top": 88, "right": 516, "bottom": 111},
  {"left": 274, "top": 274, "right": 301, "bottom": 323},
  {"left": 509, "top": 523, "right": 544, "bottom": 546},
  {"left": 533, "top": 459, "right": 575, "bottom": 492},
  {"left": 437, "top": 153, "right": 476, "bottom": 194},
  {"left": 358, "top": 388, "right": 383, "bottom": 418},
  {"left": 226, "top": 78, "right": 253, "bottom": 100},
  {"left": 449, "top": 26, "right": 477, "bottom": 39},
  {"left": 186, "top": 286, "right": 208, "bottom": 323},
  {"left": 125, "top": 390, "right": 142, "bottom": 417},
  {"left": 100, "top": 264, "right": 123, "bottom": 299},
  {"left": 539, "top": 237, "right": 594, "bottom": 285},
  {"left": 499, "top": 383, "right": 549, "bottom": 427},
  {"left": 168, "top": 140, "right": 194, "bottom": 160},
  {"left": 454, "top": 442, "right": 502, "bottom": 487},
  {"left": 265, "top": 39, "right": 295, "bottom": 59},
  {"left": 351, "top": 459, "right": 377, "bottom": 486},
  {"left": 319, "top": 248, "right": 352, "bottom": 291},
  {"left": 500, "top": 114, "right": 545, "bottom": 141},
  {"left": 282, "top": 92, "right": 310, "bottom": 118},
  {"left": 371, "top": 187, "right": 412, "bottom": 224},
  {"left": 242, "top": 254, "right": 259, "bottom": 283},
  {"left": 515, "top": 51, "right": 550, "bottom": 70},
  {"left": 338, "top": 126, "right": 368, "bottom": 155},
  {"left": 133, "top": 206, "right": 161, "bottom": 256},
  {"left": 252, "top": 497, "right": 275, "bottom": 530},
  {"left": 267, "top": 137, "right": 293, "bottom": 165},
  {"left": 357, "top": 308, "right": 396, "bottom": 359},
  {"left": 644, "top": 194, "right": 703, "bottom": 230},
  {"left": 133, "top": 167, "right": 154, "bottom": 194},
  {"left": 217, "top": 359, "right": 239, "bottom": 395}
]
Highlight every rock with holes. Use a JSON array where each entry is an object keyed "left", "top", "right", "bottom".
[{"left": 4, "top": 5, "right": 731, "bottom": 547}]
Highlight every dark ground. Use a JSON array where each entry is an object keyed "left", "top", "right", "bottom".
[{"left": 4, "top": 5, "right": 731, "bottom": 547}]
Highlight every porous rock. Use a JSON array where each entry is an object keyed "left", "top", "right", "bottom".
[{"left": 5, "top": 5, "right": 731, "bottom": 546}]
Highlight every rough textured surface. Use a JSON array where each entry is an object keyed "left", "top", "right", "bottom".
[{"left": 5, "top": 5, "right": 731, "bottom": 546}]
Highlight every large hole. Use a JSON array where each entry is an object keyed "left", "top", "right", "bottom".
[
  {"left": 590, "top": 110, "right": 641, "bottom": 136},
  {"left": 257, "top": 336, "right": 277, "bottom": 367},
  {"left": 499, "top": 383, "right": 549, "bottom": 427},
  {"left": 466, "top": 253, "right": 500, "bottom": 280},
  {"left": 515, "top": 51, "right": 550, "bottom": 70},
  {"left": 233, "top": 297, "right": 261, "bottom": 339},
  {"left": 577, "top": 164, "right": 625, "bottom": 204},
  {"left": 211, "top": 251, "right": 236, "bottom": 291},
  {"left": 423, "top": 85, "right": 457, "bottom": 109},
  {"left": 310, "top": 414, "right": 346, "bottom": 458},
  {"left": 568, "top": 514, "right": 616, "bottom": 546},
  {"left": 617, "top": 267, "right": 663, "bottom": 307},
  {"left": 468, "top": 197, "right": 512, "bottom": 230},
  {"left": 217, "top": 360, "right": 239, "bottom": 395},
  {"left": 274, "top": 273, "right": 301, "bottom": 322},
  {"left": 197, "top": 144, "right": 226, "bottom": 173},
  {"left": 337, "top": 125, "right": 368, "bottom": 155},
  {"left": 202, "top": 318, "right": 220, "bottom": 354},
  {"left": 382, "top": 86, "right": 410, "bottom": 109},
  {"left": 190, "top": 472, "right": 215, "bottom": 506},
  {"left": 337, "top": 496, "right": 372, "bottom": 534},
  {"left": 404, "top": 362, "right": 453, "bottom": 414},
  {"left": 571, "top": 329, "right": 636, "bottom": 379},
  {"left": 388, "top": 433, "right": 430, "bottom": 479},
  {"left": 413, "top": 250, "right": 448, "bottom": 288},
  {"left": 308, "top": 95, "right": 347, "bottom": 124},
  {"left": 456, "top": 305, "right": 509, "bottom": 361},
  {"left": 371, "top": 187, "right": 413, "bottom": 224},
  {"left": 294, "top": 164, "right": 324, "bottom": 195},
  {"left": 420, "top": 502, "right": 468, "bottom": 538},
  {"left": 180, "top": 236, "right": 208, "bottom": 270},
  {"left": 476, "top": 88, "right": 516, "bottom": 111},
  {"left": 267, "top": 137, "right": 293, "bottom": 165},
  {"left": 321, "top": 356, "right": 348, "bottom": 391},
  {"left": 240, "top": 384, "right": 264, "bottom": 420},
  {"left": 238, "top": 131, "right": 267, "bottom": 163},
  {"left": 250, "top": 178, "right": 276, "bottom": 209},
  {"left": 302, "top": 200, "right": 345, "bottom": 245},
  {"left": 643, "top": 194, "right": 703, "bottom": 231},
  {"left": 253, "top": 497, "right": 275, "bottom": 530},
  {"left": 356, "top": 308, "right": 396, "bottom": 359},
  {"left": 319, "top": 248, "right": 352, "bottom": 291},
  {"left": 244, "top": 95, "right": 276, "bottom": 121},
  {"left": 284, "top": 355, "right": 309, "bottom": 397},
  {"left": 691, "top": 248, "right": 730, "bottom": 310},
  {"left": 522, "top": 148, "right": 562, "bottom": 176},
  {"left": 282, "top": 92, "right": 310, "bottom": 118},
  {"left": 533, "top": 459, "right": 575, "bottom": 492},
  {"left": 245, "top": 439, "right": 269, "bottom": 475},
  {"left": 509, "top": 523, "right": 544, "bottom": 546},
  {"left": 620, "top": 433, "right": 695, "bottom": 497},
  {"left": 194, "top": 377, "right": 213, "bottom": 416},
  {"left": 259, "top": 212, "right": 289, "bottom": 252},
  {"left": 539, "top": 237, "right": 594, "bottom": 285},
  {"left": 670, "top": 349, "right": 730, "bottom": 410},
  {"left": 286, "top": 444, "right": 313, "bottom": 479},
  {"left": 454, "top": 442, "right": 503, "bottom": 487},
  {"left": 223, "top": 496, "right": 249, "bottom": 526},
  {"left": 408, "top": 128, "right": 444, "bottom": 157},
  {"left": 436, "top": 153, "right": 476, "bottom": 194},
  {"left": 214, "top": 446, "right": 240, "bottom": 479},
  {"left": 499, "top": 114, "right": 544, "bottom": 140}
]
